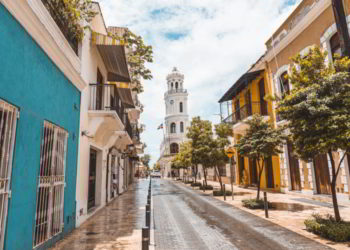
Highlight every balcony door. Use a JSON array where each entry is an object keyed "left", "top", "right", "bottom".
[
  {"left": 287, "top": 142, "right": 301, "bottom": 191},
  {"left": 249, "top": 158, "right": 258, "bottom": 186},
  {"left": 259, "top": 79, "right": 268, "bottom": 116},
  {"left": 234, "top": 99, "right": 240, "bottom": 121},
  {"left": 88, "top": 149, "right": 97, "bottom": 210},
  {"left": 313, "top": 154, "right": 331, "bottom": 194},
  {"left": 244, "top": 90, "right": 252, "bottom": 116},
  {"left": 96, "top": 68, "right": 104, "bottom": 110}
]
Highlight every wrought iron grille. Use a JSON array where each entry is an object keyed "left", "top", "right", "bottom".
[{"left": 33, "top": 122, "right": 68, "bottom": 247}]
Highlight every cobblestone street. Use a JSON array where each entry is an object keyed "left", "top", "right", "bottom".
[
  {"left": 50, "top": 179, "right": 149, "bottom": 250},
  {"left": 153, "top": 179, "right": 331, "bottom": 250}
]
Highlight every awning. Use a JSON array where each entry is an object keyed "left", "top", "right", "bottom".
[
  {"left": 92, "top": 32, "right": 131, "bottom": 82},
  {"left": 218, "top": 70, "right": 264, "bottom": 103},
  {"left": 117, "top": 88, "right": 135, "bottom": 108}
]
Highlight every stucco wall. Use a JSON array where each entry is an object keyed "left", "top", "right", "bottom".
[{"left": 0, "top": 5, "right": 81, "bottom": 250}]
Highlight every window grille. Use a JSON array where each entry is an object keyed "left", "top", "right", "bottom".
[
  {"left": 33, "top": 121, "right": 68, "bottom": 247},
  {"left": 0, "top": 99, "right": 18, "bottom": 249}
]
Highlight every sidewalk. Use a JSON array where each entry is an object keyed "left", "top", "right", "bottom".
[
  {"left": 184, "top": 179, "right": 350, "bottom": 250},
  {"left": 50, "top": 179, "right": 149, "bottom": 250}
]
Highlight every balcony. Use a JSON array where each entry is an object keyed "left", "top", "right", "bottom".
[
  {"left": 88, "top": 84, "right": 132, "bottom": 147},
  {"left": 164, "top": 88, "right": 187, "bottom": 98},
  {"left": 222, "top": 102, "right": 269, "bottom": 134}
]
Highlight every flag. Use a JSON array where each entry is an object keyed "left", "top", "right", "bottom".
[{"left": 157, "top": 124, "right": 163, "bottom": 130}]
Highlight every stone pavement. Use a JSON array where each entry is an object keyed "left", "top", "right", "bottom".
[
  {"left": 50, "top": 179, "right": 149, "bottom": 250},
  {"left": 153, "top": 179, "right": 330, "bottom": 250},
  {"left": 198, "top": 179, "right": 350, "bottom": 250}
]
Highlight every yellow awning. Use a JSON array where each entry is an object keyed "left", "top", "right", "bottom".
[{"left": 92, "top": 31, "right": 131, "bottom": 83}]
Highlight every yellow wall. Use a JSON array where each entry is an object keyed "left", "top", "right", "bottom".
[{"left": 231, "top": 71, "right": 281, "bottom": 191}]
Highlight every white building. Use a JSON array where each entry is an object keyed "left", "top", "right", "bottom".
[
  {"left": 159, "top": 67, "right": 189, "bottom": 177},
  {"left": 75, "top": 3, "right": 143, "bottom": 226}
]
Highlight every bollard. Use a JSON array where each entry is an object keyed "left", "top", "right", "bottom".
[
  {"left": 202, "top": 180, "right": 205, "bottom": 192},
  {"left": 146, "top": 210, "right": 150, "bottom": 229},
  {"left": 264, "top": 192, "right": 269, "bottom": 218},
  {"left": 146, "top": 204, "right": 150, "bottom": 212},
  {"left": 142, "top": 227, "right": 149, "bottom": 250},
  {"left": 224, "top": 185, "right": 227, "bottom": 200}
]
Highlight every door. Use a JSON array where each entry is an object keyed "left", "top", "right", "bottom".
[
  {"left": 249, "top": 158, "right": 258, "bottom": 186},
  {"left": 96, "top": 68, "right": 104, "bottom": 110},
  {"left": 314, "top": 154, "right": 331, "bottom": 194},
  {"left": 234, "top": 99, "right": 240, "bottom": 121},
  {"left": 265, "top": 157, "right": 274, "bottom": 188},
  {"left": 238, "top": 155, "right": 245, "bottom": 184},
  {"left": 287, "top": 142, "right": 301, "bottom": 190},
  {"left": 0, "top": 100, "right": 18, "bottom": 249},
  {"left": 88, "top": 149, "right": 97, "bottom": 210},
  {"left": 244, "top": 90, "right": 252, "bottom": 116},
  {"left": 258, "top": 79, "right": 268, "bottom": 116}
]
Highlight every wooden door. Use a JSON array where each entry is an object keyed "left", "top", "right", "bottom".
[
  {"left": 96, "top": 68, "right": 104, "bottom": 110},
  {"left": 235, "top": 99, "right": 240, "bottom": 121},
  {"left": 238, "top": 155, "right": 245, "bottom": 184},
  {"left": 265, "top": 157, "right": 274, "bottom": 188},
  {"left": 258, "top": 79, "right": 268, "bottom": 115},
  {"left": 244, "top": 90, "right": 252, "bottom": 116},
  {"left": 313, "top": 154, "right": 331, "bottom": 194},
  {"left": 287, "top": 142, "right": 301, "bottom": 190},
  {"left": 249, "top": 158, "right": 258, "bottom": 186},
  {"left": 88, "top": 149, "right": 97, "bottom": 210}
]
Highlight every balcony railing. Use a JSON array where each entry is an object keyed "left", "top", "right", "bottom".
[
  {"left": 164, "top": 88, "right": 187, "bottom": 97},
  {"left": 222, "top": 102, "right": 268, "bottom": 124},
  {"left": 123, "top": 114, "right": 133, "bottom": 139}
]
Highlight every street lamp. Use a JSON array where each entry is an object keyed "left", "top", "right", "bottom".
[{"left": 225, "top": 146, "right": 236, "bottom": 200}]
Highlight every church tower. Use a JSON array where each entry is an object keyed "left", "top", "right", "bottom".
[{"left": 161, "top": 67, "right": 189, "bottom": 156}]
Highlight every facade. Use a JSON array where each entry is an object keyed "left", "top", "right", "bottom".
[
  {"left": 159, "top": 68, "right": 189, "bottom": 178},
  {"left": 219, "top": 0, "right": 350, "bottom": 199},
  {"left": 0, "top": 1, "right": 85, "bottom": 249},
  {"left": 219, "top": 69, "right": 280, "bottom": 190}
]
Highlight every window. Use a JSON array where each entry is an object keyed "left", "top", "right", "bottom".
[
  {"left": 34, "top": 121, "right": 68, "bottom": 247},
  {"left": 0, "top": 100, "right": 18, "bottom": 249},
  {"left": 175, "top": 82, "right": 178, "bottom": 89},
  {"left": 170, "top": 143, "right": 179, "bottom": 154},
  {"left": 180, "top": 122, "right": 184, "bottom": 133},
  {"left": 170, "top": 100, "right": 174, "bottom": 105},
  {"left": 171, "top": 82, "right": 174, "bottom": 89},
  {"left": 279, "top": 71, "right": 290, "bottom": 95},
  {"left": 330, "top": 32, "right": 342, "bottom": 60},
  {"left": 179, "top": 102, "right": 183, "bottom": 113},
  {"left": 170, "top": 123, "right": 176, "bottom": 133}
]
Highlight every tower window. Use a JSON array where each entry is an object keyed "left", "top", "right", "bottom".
[
  {"left": 170, "top": 123, "right": 176, "bottom": 133},
  {"left": 175, "top": 82, "right": 178, "bottom": 89},
  {"left": 180, "top": 122, "right": 184, "bottom": 133},
  {"left": 179, "top": 102, "right": 183, "bottom": 113},
  {"left": 170, "top": 143, "right": 179, "bottom": 154}
]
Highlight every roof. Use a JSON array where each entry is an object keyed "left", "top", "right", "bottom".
[{"left": 218, "top": 70, "right": 264, "bottom": 103}]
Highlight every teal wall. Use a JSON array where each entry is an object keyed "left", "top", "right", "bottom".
[{"left": 0, "top": 5, "right": 81, "bottom": 250}]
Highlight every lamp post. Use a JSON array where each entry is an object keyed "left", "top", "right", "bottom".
[{"left": 225, "top": 146, "right": 236, "bottom": 200}]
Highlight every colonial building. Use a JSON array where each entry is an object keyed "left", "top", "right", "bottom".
[{"left": 159, "top": 68, "right": 189, "bottom": 178}]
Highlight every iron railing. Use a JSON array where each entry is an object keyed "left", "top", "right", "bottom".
[
  {"left": 164, "top": 88, "right": 187, "bottom": 97},
  {"left": 222, "top": 102, "right": 268, "bottom": 124}
]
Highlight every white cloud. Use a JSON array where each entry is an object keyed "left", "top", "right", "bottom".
[{"left": 97, "top": 0, "right": 301, "bottom": 165}]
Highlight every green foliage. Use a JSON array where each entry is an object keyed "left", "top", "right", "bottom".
[
  {"left": 242, "top": 199, "right": 271, "bottom": 209},
  {"left": 277, "top": 47, "right": 350, "bottom": 160},
  {"left": 153, "top": 163, "right": 161, "bottom": 171},
  {"left": 213, "top": 190, "right": 232, "bottom": 196},
  {"left": 140, "top": 154, "right": 151, "bottom": 167},
  {"left": 43, "top": 0, "right": 97, "bottom": 43},
  {"left": 304, "top": 214, "right": 350, "bottom": 242},
  {"left": 108, "top": 29, "right": 153, "bottom": 93},
  {"left": 171, "top": 141, "right": 193, "bottom": 169},
  {"left": 200, "top": 185, "right": 214, "bottom": 190}
]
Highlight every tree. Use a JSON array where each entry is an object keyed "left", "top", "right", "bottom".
[
  {"left": 187, "top": 117, "right": 214, "bottom": 186},
  {"left": 211, "top": 123, "right": 232, "bottom": 192},
  {"left": 153, "top": 163, "right": 161, "bottom": 171},
  {"left": 141, "top": 154, "right": 151, "bottom": 168},
  {"left": 171, "top": 141, "right": 193, "bottom": 179},
  {"left": 235, "top": 115, "right": 286, "bottom": 200},
  {"left": 277, "top": 47, "right": 350, "bottom": 222}
]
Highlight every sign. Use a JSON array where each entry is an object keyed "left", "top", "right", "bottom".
[{"left": 225, "top": 147, "right": 235, "bottom": 158}]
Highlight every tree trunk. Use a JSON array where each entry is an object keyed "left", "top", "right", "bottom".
[
  {"left": 328, "top": 150, "right": 347, "bottom": 222},
  {"left": 203, "top": 167, "right": 208, "bottom": 187},
  {"left": 194, "top": 165, "right": 198, "bottom": 183},
  {"left": 256, "top": 158, "right": 265, "bottom": 200},
  {"left": 215, "top": 166, "right": 223, "bottom": 192}
]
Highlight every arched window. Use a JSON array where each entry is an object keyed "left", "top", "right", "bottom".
[
  {"left": 171, "top": 82, "right": 174, "bottom": 89},
  {"left": 175, "top": 82, "right": 178, "bottom": 89},
  {"left": 180, "top": 122, "right": 184, "bottom": 133},
  {"left": 179, "top": 102, "right": 183, "bottom": 113},
  {"left": 170, "top": 123, "right": 176, "bottom": 133},
  {"left": 170, "top": 143, "right": 179, "bottom": 154},
  {"left": 330, "top": 32, "right": 341, "bottom": 59},
  {"left": 279, "top": 71, "right": 290, "bottom": 95}
]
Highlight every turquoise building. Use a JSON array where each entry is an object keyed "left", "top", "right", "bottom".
[{"left": 0, "top": 3, "right": 81, "bottom": 249}]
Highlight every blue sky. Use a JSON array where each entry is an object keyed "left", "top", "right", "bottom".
[{"left": 99, "top": 0, "right": 302, "bottom": 166}]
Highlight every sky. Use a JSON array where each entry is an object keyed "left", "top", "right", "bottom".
[{"left": 98, "top": 0, "right": 302, "bottom": 166}]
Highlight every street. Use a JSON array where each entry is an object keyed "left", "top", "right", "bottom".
[{"left": 153, "top": 179, "right": 330, "bottom": 250}]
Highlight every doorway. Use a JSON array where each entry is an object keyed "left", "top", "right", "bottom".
[
  {"left": 88, "top": 149, "right": 97, "bottom": 210},
  {"left": 313, "top": 154, "right": 331, "bottom": 194},
  {"left": 238, "top": 155, "right": 245, "bottom": 185},
  {"left": 265, "top": 157, "right": 274, "bottom": 188},
  {"left": 258, "top": 78, "right": 268, "bottom": 115},
  {"left": 249, "top": 158, "right": 258, "bottom": 186},
  {"left": 287, "top": 142, "right": 301, "bottom": 191},
  {"left": 244, "top": 90, "right": 252, "bottom": 116},
  {"left": 95, "top": 68, "right": 104, "bottom": 110}
]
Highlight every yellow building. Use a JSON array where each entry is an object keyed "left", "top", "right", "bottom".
[{"left": 219, "top": 67, "right": 280, "bottom": 191}]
